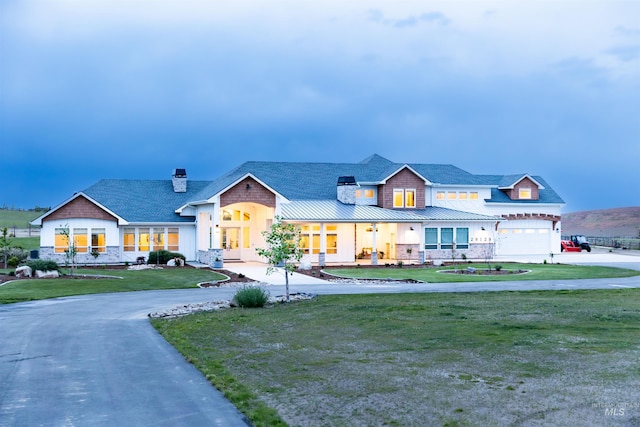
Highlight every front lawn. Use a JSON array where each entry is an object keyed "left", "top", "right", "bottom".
[
  {"left": 0, "top": 267, "right": 226, "bottom": 304},
  {"left": 324, "top": 262, "right": 640, "bottom": 282},
  {"left": 153, "top": 289, "right": 640, "bottom": 426}
]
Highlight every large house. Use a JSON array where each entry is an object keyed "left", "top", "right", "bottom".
[{"left": 31, "top": 154, "right": 565, "bottom": 266}]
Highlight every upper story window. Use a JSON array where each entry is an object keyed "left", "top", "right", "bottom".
[
  {"left": 393, "top": 189, "right": 416, "bottom": 208},
  {"left": 519, "top": 188, "right": 532, "bottom": 199}
]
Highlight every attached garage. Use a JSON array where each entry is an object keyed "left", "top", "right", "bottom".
[{"left": 496, "top": 222, "right": 553, "bottom": 256}]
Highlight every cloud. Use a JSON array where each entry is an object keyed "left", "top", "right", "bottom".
[
  {"left": 367, "top": 9, "right": 450, "bottom": 28},
  {"left": 604, "top": 45, "right": 640, "bottom": 62}
]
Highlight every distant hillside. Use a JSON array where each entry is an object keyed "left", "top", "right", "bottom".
[{"left": 562, "top": 207, "right": 640, "bottom": 237}]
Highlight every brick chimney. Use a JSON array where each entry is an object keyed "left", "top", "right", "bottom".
[
  {"left": 337, "top": 176, "right": 357, "bottom": 204},
  {"left": 172, "top": 168, "right": 187, "bottom": 193}
]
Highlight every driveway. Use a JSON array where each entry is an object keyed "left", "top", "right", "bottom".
[{"left": 1, "top": 269, "right": 640, "bottom": 425}]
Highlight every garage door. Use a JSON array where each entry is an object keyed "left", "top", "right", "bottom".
[{"left": 496, "top": 228, "right": 550, "bottom": 256}]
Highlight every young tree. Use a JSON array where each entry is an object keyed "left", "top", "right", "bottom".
[
  {"left": 0, "top": 227, "right": 11, "bottom": 269},
  {"left": 256, "top": 216, "right": 304, "bottom": 302},
  {"left": 59, "top": 225, "right": 77, "bottom": 276}
]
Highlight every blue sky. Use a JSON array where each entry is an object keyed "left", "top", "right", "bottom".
[{"left": 1, "top": 1, "right": 638, "bottom": 213}]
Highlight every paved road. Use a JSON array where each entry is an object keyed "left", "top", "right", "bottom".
[{"left": 2, "top": 275, "right": 640, "bottom": 426}]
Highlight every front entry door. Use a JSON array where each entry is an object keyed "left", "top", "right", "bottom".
[{"left": 221, "top": 227, "right": 241, "bottom": 260}]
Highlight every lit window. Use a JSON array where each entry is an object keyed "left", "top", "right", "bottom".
[
  {"left": 355, "top": 189, "right": 362, "bottom": 198},
  {"left": 519, "top": 188, "right": 532, "bottom": 199},
  {"left": 448, "top": 192, "right": 457, "bottom": 200},
  {"left": 459, "top": 192, "right": 467, "bottom": 200},
  {"left": 123, "top": 228, "right": 135, "bottom": 252},
  {"left": 168, "top": 228, "right": 179, "bottom": 251},
  {"left": 436, "top": 191, "right": 445, "bottom": 200},
  {"left": 91, "top": 228, "right": 106, "bottom": 253},
  {"left": 55, "top": 228, "right": 68, "bottom": 253},
  {"left": 74, "top": 228, "right": 88, "bottom": 253},
  {"left": 243, "top": 227, "right": 251, "bottom": 248},
  {"left": 470, "top": 192, "right": 478, "bottom": 200},
  {"left": 153, "top": 228, "right": 165, "bottom": 251},
  {"left": 326, "top": 225, "right": 338, "bottom": 254},
  {"left": 365, "top": 189, "right": 374, "bottom": 198},
  {"left": 138, "top": 228, "right": 150, "bottom": 251},
  {"left": 405, "top": 189, "right": 416, "bottom": 208},
  {"left": 393, "top": 189, "right": 404, "bottom": 208},
  {"left": 243, "top": 212, "right": 251, "bottom": 221}
]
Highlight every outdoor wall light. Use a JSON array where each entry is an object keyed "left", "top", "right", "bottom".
[{"left": 246, "top": 183, "right": 252, "bottom": 189}]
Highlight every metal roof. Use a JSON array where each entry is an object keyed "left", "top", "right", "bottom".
[{"left": 281, "top": 200, "right": 497, "bottom": 222}]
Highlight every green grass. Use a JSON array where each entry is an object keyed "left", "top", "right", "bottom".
[
  {"left": 153, "top": 290, "right": 640, "bottom": 426},
  {"left": 0, "top": 267, "right": 226, "bottom": 304},
  {"left": 0, "top": 209, "right": 41, "bottom": 228},
  {"left": 10, "top": 236, "right": 40, "bottom": 251},
  {"left": 326, "top": 262, "right": 640, "bottom": 282}
]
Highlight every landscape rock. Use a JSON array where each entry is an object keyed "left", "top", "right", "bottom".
[
  {"left": 298, "top": 260, "right": 312, "bottom": 271},
  {"left": 36, "top": 270, "right": 60, "bottom": 278},
  {"left": 15, "top": 266, "right": 32, "bottom": 278}
]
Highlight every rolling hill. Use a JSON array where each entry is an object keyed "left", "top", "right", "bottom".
[{"left": 562, "top": 207, "right": 640, "bottom": 237}]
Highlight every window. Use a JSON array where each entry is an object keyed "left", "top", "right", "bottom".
[
  {"left": 326, "top": 225, "right": 338, "bottom": 254},
  {"left": 441, "top": 228, "right": 454, "bottom": 249},
  {"left": 153, "top": 228, "right": 165, "bottom": 251},
  {"left": 470, "top": 192, "right": 478, "bottom": 200},
  {"left": 124, "top": 228, "right": 135, "bottom": 252},
  {"left": 393, "top": 189, "right": 404, "bottom": 208},
  {"left": 243, "top": 227, "right": 251, "bottom": 249},
  {"left": 364, "top": 189, "right": 374, "bottom": 198},
  {"left": 138, "top": 228, "right": 150, "bottom": 251},
  {"left": 55, "top": 228, "right": 68, "bottom": 253},
  {"left": 73, "top": 228, "right": 88, "bottom": 253},
  {"left": 459, "top": 192, "right": 467, "bottom": 200},
  {"left": 394, "top": 189, "right": 416, "bottom": 208},
  {"left": 425, "top": 227, "right": 468, "bottom": 250},
  {"left": 91, "top": 228, "right": 106, "bottom": 253},
  {"left": 405, "top": 189, "right": 416, "bottom": 208},
  {"left": 167, "top": 228, "right": 179, "bottom": 251},
  {"left": 456, "top": 228, "right": 469, "bottom": 249},
  {"left": 355, "top": 189, "right": 362, "bottom": 198},
  {"left": 519, "top": 188, "right": 532, "bottom": 199},
  {"left": 448, "top": 192, "right": 457, "bottom": 200},
  {"left": 436, "top": 191, "right": 445, "bottom": 200},
  {"left": 425, "top": 228, "right": 437, "bottom": 250}
]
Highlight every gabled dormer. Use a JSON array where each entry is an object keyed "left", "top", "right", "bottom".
[
  {"left": 498, "top": 174, "right": 545, "bottom": 201},
  {"left": 377, "top": 165, "right": 429, "bottom": 209}
]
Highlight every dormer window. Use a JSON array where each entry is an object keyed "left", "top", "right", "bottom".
[
  {"left": 519, "top": 188, "right": 532, "bottom": 199},
  {"left": 393, "top": 189, "right": 416, "bottom": 208}
]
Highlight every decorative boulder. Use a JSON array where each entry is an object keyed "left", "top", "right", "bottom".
[
  {"left": 36, "top": 270, "right": 60, "bottom": 279},
  {"left": 15, "top": 266, "right": 33, "bottom": 278},
  {"left": 166, "top": 258, "right": 177, "bottom": 267},
  {"left": 298, "top": 259, "right": 312, "bottom": 271}
]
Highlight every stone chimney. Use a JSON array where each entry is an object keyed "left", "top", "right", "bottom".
[
  {"left": 337, "top": 176, "right": 357, "bottom": 204},
  {"left": 172, "top": 168, "right": 187, "bottom": 193}
]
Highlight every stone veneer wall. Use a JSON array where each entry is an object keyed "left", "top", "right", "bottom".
[
  {"left": 423, "top": 243, "right": 493, "bottom": 262},
  {"left": 39, "top": 246, "right": 121, "bottom": 265}
]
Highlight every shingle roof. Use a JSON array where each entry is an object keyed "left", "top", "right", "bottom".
[
  {"left": 82, "top": 179, "right": 211, "bottom": 222},
  {"left": 75, "top": 154, "right": 563, "bottom": 223}
]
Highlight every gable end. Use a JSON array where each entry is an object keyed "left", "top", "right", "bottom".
[{"left": 42, "top": 195, "right": 118, "bottom": 223}]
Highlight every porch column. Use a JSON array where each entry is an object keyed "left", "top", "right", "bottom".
[
  {"left": 419, "top": 224, "right": 425, "bottom": 264},
  {"left": 319, "top": 223, "right": 326, "bottom": 267},
  {"left": 371, "top": 222, "right": 378, "bottom": 265}
]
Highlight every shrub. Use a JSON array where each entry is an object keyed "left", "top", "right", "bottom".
[
  {"left": 25, "top": 259, "right": 60, "bottom": 272},
  {"left": 7, "top": 256, "right": 20, "bottom": 268},
  {"left": 397, "top": 261, "right": 403, "bottom": 268},
  {"left": 8, "top": 247, "right": 29, "bottom": 264},
  {"left": 495, "top": 265, "right": 503, "bottom": 271},
  {"left": 233, "top": 285, "right": 270, "bottom": 308},
  {"left": 148, "top": 250, "right": 186, "bottom": 264}
]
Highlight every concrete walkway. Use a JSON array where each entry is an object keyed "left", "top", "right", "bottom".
[{"left": 223, "top": 262, "right": 331, "bottom": 285}]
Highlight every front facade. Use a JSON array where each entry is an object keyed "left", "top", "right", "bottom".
[{"left": 32, "top": 155, "right": 565, "bottom": 266}]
